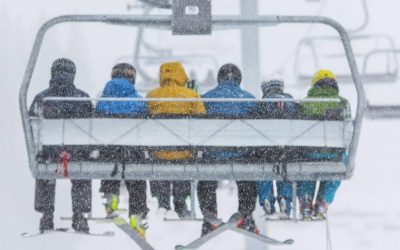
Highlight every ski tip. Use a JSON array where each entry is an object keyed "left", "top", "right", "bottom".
[
  {"left": 175, "top": 245, "right": 187, "bottom": 250},
  {"left": 283, "top": 239, "right": 294, "bottom": 244}
]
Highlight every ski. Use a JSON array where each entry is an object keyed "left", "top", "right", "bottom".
[
  {"left": 61, "top": 209, "right": 127, "bottom": 222},
  {"left": 175, "top": 213, "right": 242, "bottom": 250},
  {"left": 21, "top": 228, "right": 69, "bottom": 238},
  {"left": 112, "top": 217, "right": 155, "bottom": 250},
  {"left": 230, "top": 227, "right": 294, "bottom": 245},
  {"left": 175, "top": 213, "right": 293, "bottom": 250},
  {"left": 21, "top": 228, "right": 114, "bottom": 238},
  {"left": 60, "top": 214, "right": 118, "bottom": 222},
  {"left": 263, "top": 212, "right": 291, "bottom": 221},
  {"left": 163, "top": 211, "right": 203, "bottom": 222}
]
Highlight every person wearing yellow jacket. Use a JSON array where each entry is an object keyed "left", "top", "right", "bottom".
[{"left": 147, "top": 62, "right": 206, "bottom": 217}]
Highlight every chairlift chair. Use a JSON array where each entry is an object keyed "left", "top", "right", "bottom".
[
  {"left": 294, "top": 34, "right": 398, "bottom": 84},
  {"left": 19, "top": 4, "right": 366, "bottom": 249},
  {"left": 361, "top": 49, "right": 400, "bottom": 119}
]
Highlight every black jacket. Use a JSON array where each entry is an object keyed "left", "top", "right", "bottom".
[{"left": 29, "top": 82, "right": 93, "bottom": 118}]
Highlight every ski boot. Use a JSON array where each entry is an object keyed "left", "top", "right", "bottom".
[
  {"left": 278, "top": 197, "right": 291, "bottom": 219},
  {"left": 314, "top": 200, "right": 328, "bottom": 220},
  {"left": 156, "top": 192, "right": 172, "bottom": 217},
  {"left": 174, "top": 198, "right": 191, "bottom": 219},
  {"left": 237, "top": 213, "right": 260, "bottom": 234},
  {"left": 130, "top": 214, "right": 148, "bottom": 239},
  {"left": 104, "top": 194, "right": 119, "bottom": 217},
  {"left": 299, "top": 197, "right": 313, "bottom": 221},
  {"left": 201, "top": 213, "right": 219, "bottom": 236},
  {"left": 39, "top": 212, "right": 54, "bottom": 233},
  {"left": 72, "top": 213, "right": 89, "bottom": 233}
]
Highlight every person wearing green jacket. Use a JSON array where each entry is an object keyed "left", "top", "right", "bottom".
[{"left": 297, "top": 69, "right": 351, "bottom": 220}]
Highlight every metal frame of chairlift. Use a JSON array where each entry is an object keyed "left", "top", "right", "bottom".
[
  {"left": 364, "top": 48, "right": 400, "bottom": 119},
  {"left": 19, "top": 14, "right": 366, "bottom": 249}
]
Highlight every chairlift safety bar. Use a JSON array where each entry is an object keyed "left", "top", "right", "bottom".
[{"left": 42, "top": 97, "right": 342, "bottom": 103}]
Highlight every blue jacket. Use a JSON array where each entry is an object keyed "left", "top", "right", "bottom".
[
  {"left": 202, "top": 80, "right": 257, "bottom": 117},
  {"left": 202, "top": 80, "right": 258, "bottom": 159},
  {"left": 258, "top": 89, "right": 300, "bottom": 118},
  {"left": 96, "top": 78, "right": 147, "bottom": 116}
]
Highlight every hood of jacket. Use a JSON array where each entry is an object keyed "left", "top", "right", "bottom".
[
  {"left": 159, "top": 62, "right": 189, "bottom": 87},
  {"left": 102, "top": 78, "right": 137, "bottom": 97}
]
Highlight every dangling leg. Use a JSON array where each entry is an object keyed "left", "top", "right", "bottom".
[
  {"left": 197, "top": 181, "right": 218, "bottom": 236},
  {"left": 35, "top": 179, "right": 56, "bottom": 232},
  {"left": 100, "top": 180, "right": 121, "bottom": 215},
  {"left": 236, "top": 181, "right": 259, "bottom": 234},
  {"left": 172, "top": 181, "right": 191, "bottom": 218},
  {"left": 315, "top": 181, "right": 341, "bottom": 219},
  {"left": 276, "top": 181, "right": 292, "bottom": 217},
  {"left": 71, "top": 180, "right": 91, "bottom": 233},
  {"left": 257, "top": 181, "right": 276, "bottom": 215},
  {"left": 153, "top": 180, "right": 171, "bottom": 215},
  {"left": 125, "top": 180, "right": 148, "bottom": 239},
  {"left": 297, "top": 181, "right": 316, "bottom": 220}
]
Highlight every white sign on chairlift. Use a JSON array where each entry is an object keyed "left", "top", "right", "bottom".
[{"left": 185, "top": 5, "right": 200, "bottom": 15}]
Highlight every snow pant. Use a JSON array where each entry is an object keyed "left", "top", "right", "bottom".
[
  {"left": 150, "top": 180, "right": 190, "bottom": 211},
  {"left": 197, "top": 181, "right": 257, "bottom": 216},
  {"left": 297, "top": 181, "right": 341, "bottom": 204},
  {"left": 99, "top": 180, "right": 148, "bottom": 217},
  {"left": 34, "top": 179, "right": 91, "bottom": 214},
  {"left": 257, "top": 181, "right": 293, "bottom": 205}
]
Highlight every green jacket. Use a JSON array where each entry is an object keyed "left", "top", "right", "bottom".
[{"left": 301, "top": 78, "right": 351, "bottom": 119}]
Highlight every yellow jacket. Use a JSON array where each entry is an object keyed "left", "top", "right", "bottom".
[{"left": 146, "top": 62, "right": 206, "bottom": 160}]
